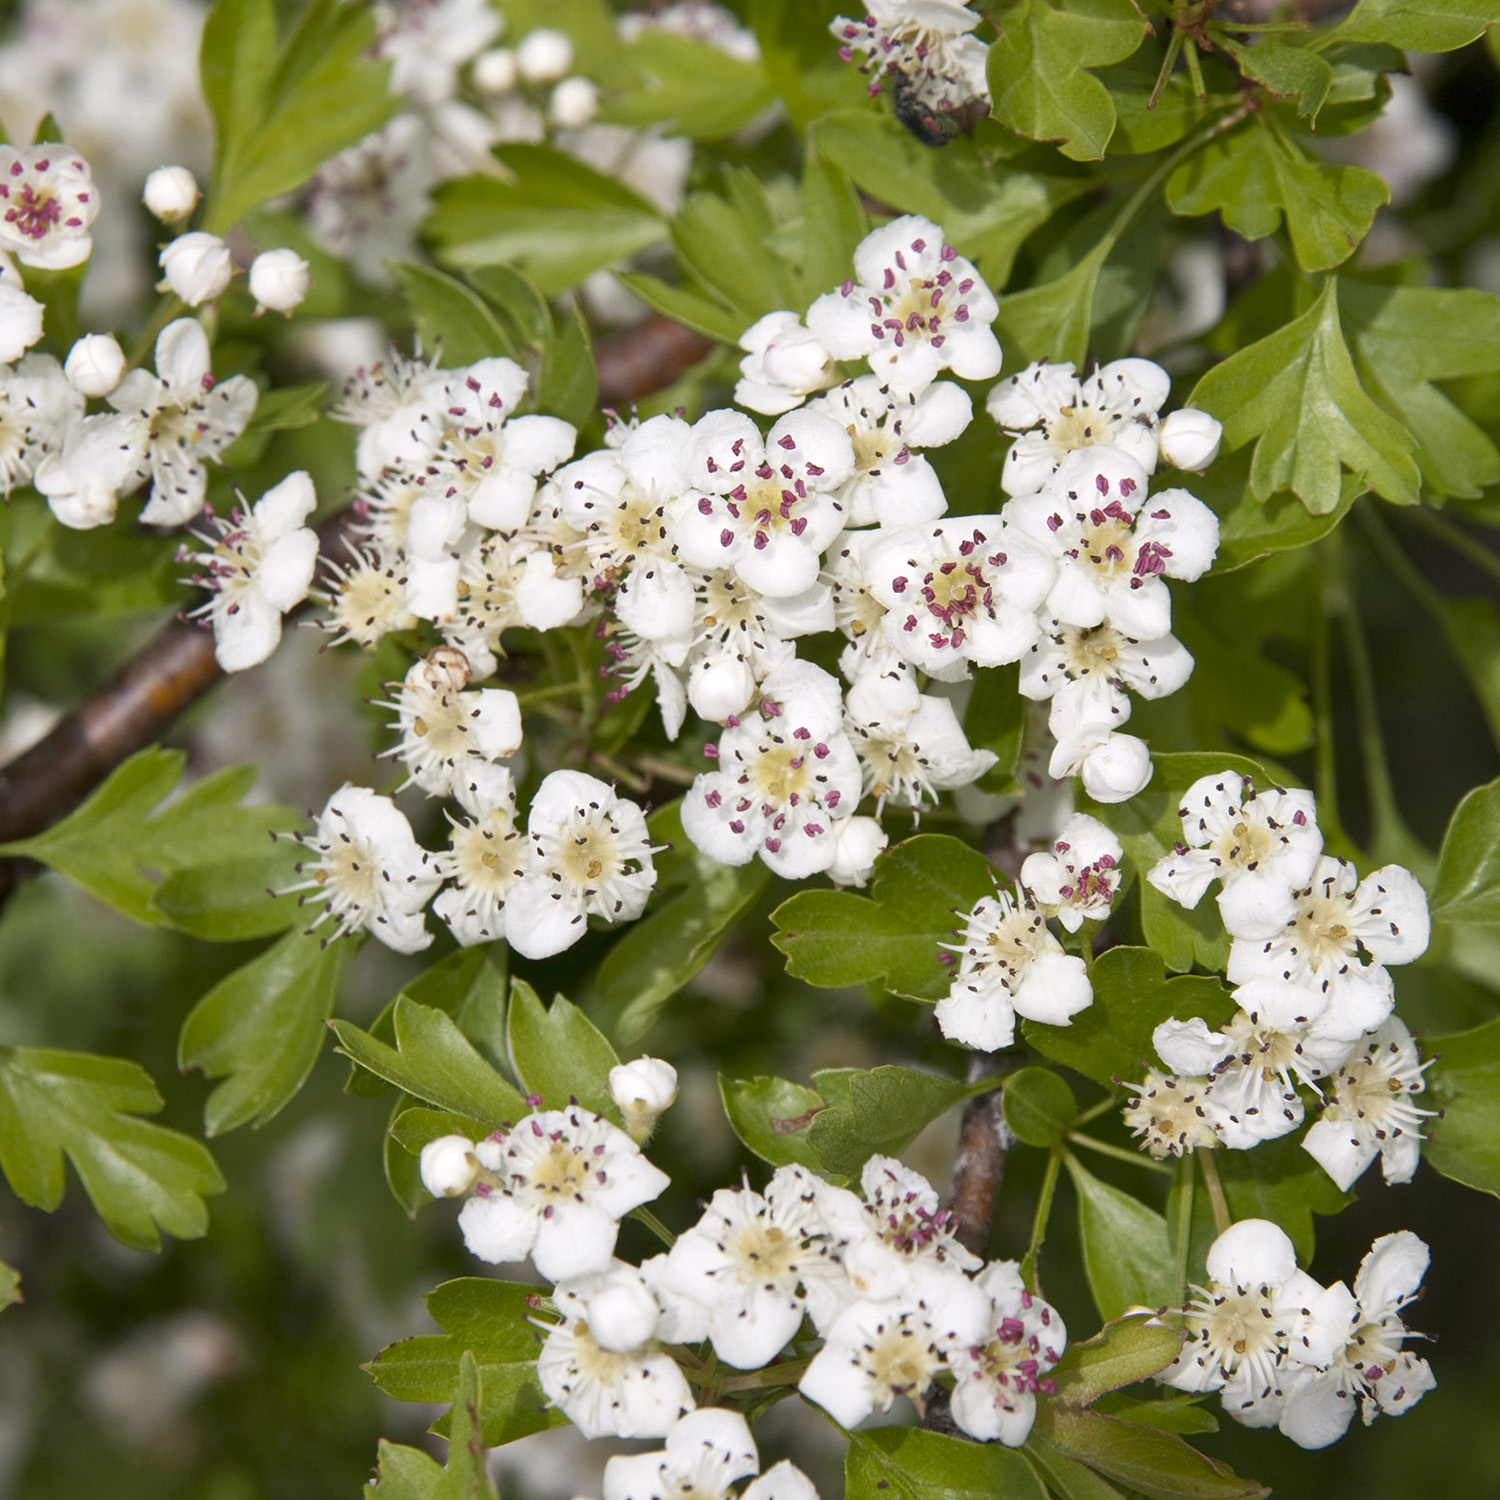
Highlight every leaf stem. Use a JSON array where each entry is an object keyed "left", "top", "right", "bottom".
[
  {"left": 1312, "top": 541, "right": 1340, "bottom": 822},
  {"left": 718, "top": 1356, "right": 814, "bottom": 1393},
  {"left": 1066, "top": 1131, "right": 1174, "bottom": 1174},
  {"left": 1172, "top": 1156, "right": 1196, "bottom": 1294},
  {"left": 1022, "top": 1146, "right": 1063, "bottom": 1293},
  {"left": 629, "top": 1205, "right": 676, "bottom": 1248},
  {"left": 1073, "top": 1092, "right": 1121, "bottom": 1128},
  {"left": 1198, "top": 1150, "right": 1232, "bottom": 1236}
]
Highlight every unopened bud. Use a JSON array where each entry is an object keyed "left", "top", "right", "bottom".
[
  {"left": 419, "top": 1134, "right": 479, "bottom": 1197},
  {"left": 474, "top": 47, "right": 519, "bottom": 93},
  {"left": 64, "top": 333, "right": 126, "bottom": 397},
  {"left": 249, "top": 248, "right": 310, "bottom": 314},
  {"left": 1080, "top": 732, "right": 1153, "bottom": 804},
  {"left": 159, "top": 231, "right": 234, "bottom": 306},
  {"left": 828, "top": 815, "right": 887, "bottom": 888},
  {"left": 1158, "top": 407, "right": 1223, "bottom": 473},
  {"left": 516, "top": 28, "right": 573, "bottom": 83},
  {"left": 608, "top": 1057, "right": 678, "bottom": 1143},
  {"left": 143, "top": 165, "right": 200, "bottom": 223},
  {"left": 549, "top": 76, "right": 599, "bottom": 129}
]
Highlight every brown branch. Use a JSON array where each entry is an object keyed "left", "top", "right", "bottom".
[
  {"left": 0, "top": 312, "right": 715, "bottom": 898},
  {"left": 948, "top": 1055, "right": 1013, "bottom": 1258}
]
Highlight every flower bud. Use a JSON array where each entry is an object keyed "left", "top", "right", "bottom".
[
  {"left": 474, "top": 47, "right": 519, "bottom": 93},
  {"left": 0, "top": 277, "right": 44, "bottom": 363},
  {"left": 516, "top": 27, "right": 573, "bottom": 83},
  {"left": 143, "top": 165, "right": 200, "bottom": 223},
  {"left": 248, "top": 248, "right": 310, "bottom": 314},
  {"left": 159, "top": 231, "right": 234, "bottom": 306},
  {"left": 827, "top": 815, "right": 888, "bottom": 888},
  {"left": 549, "top": 76, "right": 599, "bottom": 129},
  {"left": 688, "top": 652, "right": 756, "bottom": 724},
  {"left": 572, "top": 1267, "right": 662, "bottom": 1353},
  {"left": 1080, "top": 732, "right": 1153, "bottom": 804},
  {"left": 1158, "top": 408, "right": 1223, "bottom": 473},
  {"left": 64, "top": 333, "right": 126, "bottom": 396},
  {"left": 419, "top": 1134, "right": 478, "bottom": 1197},
  {"left": 609, "top": 1057, "right": 678, "bottom": 1144}
]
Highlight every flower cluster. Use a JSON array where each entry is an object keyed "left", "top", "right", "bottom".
[
  {"left": 1162, "top": 1218, "right": 1434, "bottom": 1448},
  {"left": 1122, "top": 772, "right": 1433, "bottom": 1192},
  {"left": 831, "top": 2, "right": 990, "bottom": 117}
]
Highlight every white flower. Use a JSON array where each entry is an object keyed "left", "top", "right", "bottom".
[
  {"left": 1019, "top": 812, "right": 1122, "bottom": 931},
  {"left": 987, "top": 358, "right": 1170, "bottom": 495},
  {"left": 1276, "top": 1232, "right": 1434, "bottom": 1448},
  {"left": 180, "top": 470, "right": 320, "bottom": 672},
  {"left": 609, "top": 1057, "right": 679, "bottom": 1144},
  {"left": 379, "top": 648, "right": 523, "bottom": 797},
  {"left": 1226, "top": 856, "right": 1428, "bottom": 1032},
  {"left": 314, "top": 537, "right": 417, "bottom": 651},
  {"left": 1060, "top": 724, "right": 1154, "bottom": 804},
  {"left": 832, "top": 3, "right": 989, "bottom": 113},
  {"left": 0, "top": 144, "right": 99, "bottom": 269},
  {"left": 1, "top": 351, "right": 84, "bottom": 499},
  {"left": 935, "top": 885, "right": 1092, "bottom": 1049},
  {"left": 0, "top": 273, "right": 43, "bottom": 363},
  {"left": 455, "top": 1105, "right": 669, "bottom": 1281},
  {"left": 31, "top": 410, "right": 146, "bottom": 528},
  {"left": 1003, "top": 447, "right": 1220, "bottom": 640},
  {"left": 658, "top": 1164, "right": 845, "bottom": 1368},
  {"left": 603, "top": 1408, "right": 760, "bottom": 1500},
  {"left": 419, "top": 1134, "right": 479, "bottom": 1197},
  {"left": 159, "top": 230, "right": 235, "bottom": 306},
  {"left": 808, "top": 215, "right": 1000, "bottom": 393},
  {"left": 63, "top": 333, "right": 125, "bottom": 396},
  {"left": 248, "top": 248, "right": 310, "bottom": 314},
  {"left": 672, "top": 407, "right": 854, "bottom": 599},
  {"left": 376, "top": 0, "right": 501, "bottom": 105},
  {"left": 333, "top": 346, "right": 447, "bottom": 483},
  {"left": 431, "top": 764, "right": 529, "bottom": 946},
  {"left": 284, "top": 783, "right": 440, "bottom": 953},
  {"left": 1302, "top": 1018, "right": 1435, "bottom": 1192},
  {"left": 108, "top": 317, "right": 258, "bottom": 526},
  {"left": 1122, "top": 1067, "right": 1227, "bottom": 1160},
  {"left": 807, "top": 374, "right": 971, "bottom": 527},
  {"left": 828, "top": 814, "right": 887, "bottom": 887},
  {"left": 1159, "top": 407, "right": 1223, "bottom": 472},
  {"left": 1148, "top": 773, "right": 1324, "bottom": 940},
  {"left": 680, "top": 659, "right": 862, "bottom": 880},
  {"left": 505, "top": 771, "right": 658, "bottom": 959},
  {"left": 734, "top": 311, "right": 836, "bottom": 416},
  {"left": 863, "top": 518, "right": 1054, "bottom": 681},
  {"left": 516, "top": 27, "right": 574, "bottom": 83},
  {"left": 143, "top": 165, "right": 200, "bottom": 222},
  {"left": 949, "top": 1260, "right": 1066, "bottom": 1446}
]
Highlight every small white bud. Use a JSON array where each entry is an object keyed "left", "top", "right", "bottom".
[
  {"left": 1080, "top": 732, "right": 1153, "bottom": 804},
  {"left": 516, "top": 27, "right": 573, "bottom": 83},
  {"left": 159, "top": 231, "right": 235, "bottom": 307},
  {"left": 1158, "top": 408, "right": 1223, "bottom": 473},
  {"left": 0, "top": 277, "right": 44, "bottom": 363},
  {"left": 473, "top": 47, "right": 519, "bottom": 93},
  {"left": 828, "top": 815, "right": 888, "bottom": 888},
  {"left": 249, "top": 248, "right": 310, "bottom": 315},
  {"left": 419, "top": 1134, "right": 478, "bottom": 1197},
  {"left": 63, "top": 333, "right": 126, "bottom": 397},
  {"left": 687, "top": 653, "right": 756, "bottom": 724},
  {"left": 582, "top": 1270, "right": 662, "bottom": 1353},
  {"left": 549, "top": 76, "right": 599, "bottom": 129},
  {"left": 608, "top": 1057, "right": 678, "bottom": 1144},
  {"left": 143, "top": 165, "right": 201, "bottom": 223}
]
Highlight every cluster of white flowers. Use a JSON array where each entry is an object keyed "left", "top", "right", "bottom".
[
  {"left": 420, "top": 1084, "right": 1068, "bottom": 1486},
  {"left": 1162, "top": 1217, "right": 1434, "bottom": 1448},
  {"left": 1121, "top": 772, "right": 1434, "bottom": 1193}
]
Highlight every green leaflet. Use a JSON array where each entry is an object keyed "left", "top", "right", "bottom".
[
  {"left": 1431, "top": 777, "right": 1500, "bottom": 924},
  {"left": 1425, "top": 1017, "right": 1500, "bottom": 1197},
  {"left": 846, "top": 1427, "right": 1049, "bottom": 1500},
  {"left": 367, "top": 1350, "right": 500, "bottom": 1497}
]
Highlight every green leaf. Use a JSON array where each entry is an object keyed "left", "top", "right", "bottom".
[
  {"left": 1093, "top": 1393, "right": 1218, "bottom": 1436},
  {"left": 331, "top": 998, "right": 528, "bottom": 1126},
  {"left": 1431, "top": 778, "right": 1500, "bottom": 923},
  {"left": 1166, "top": 114, "right": 1388, "bottom": 273},
  {"left": 464, "top": 264, "right": 551, "bottom": 351},
  {"left": 1021, "top": 1441, "right": 1128, "bottom": 1500},
  {"left": 1424, "top": 1018, "right": 1500, "bottom": 1196},
  {"left": 1330, "top": 0, "right": 1500, "bottom": 51},
  {"left": 1049, "top": 1316, "right": 1185, "bottom": 1406},
  {"left": 0, "top": 750, "right": 297, "bottom": 929},
  {"left": 1191, "top": 278, "right": 1419, "bottom": 517},
  {"left": 669, "top": 172, "right": 803, "bottom": 325},
  {"left": 986, "top": 0, "right": 1151, "bottom": 161},
  {"left": 1217, "top": 1135, "right": 1349, "bottom": 1264},
  {"left": 1066, "top": 1155, "right": 1175, "bottom": 1319},
  {"left": 200, "top": 0, "right": 277, "bottom": 165},
  {"left": 390, "top": 262, "right": 516, "bottom": 367},
  {"left": 806, "top": 1065, "right": 972, "bottom": 1178},
  {"left": 0, "top": 1047, "right": 224, "bottom": 1251},
  {"left": 718, "top": 1074, "right": 828, "bottom": 1171},
  {"left": 800, "top": 141, "right": 869, "bottom": 308},
  {"left": 1339, "top": 280, "right": 1500, "bottom": 502},
  {"left": 536, "top": 302, "right": 598, "bottom": 429},
  {"left": 771, "top": 833, "right": 995, "bottom": 1002},
  {"left": 1003, "top": 1067, "right": 1078, "bottom": 1148},
  {"left": 150, "top": 840, "right": 304, "bottom": 941},
  {"left": 1025, "top": 948, "right": 1235, "bottom": 1088},
  {"left": 427, "top": 148, "right": 666, "bottom": 294},
  {"left": 505, "top": 981, "right": 619, "bottom": 1120},
  {"left": 965, "top": 662, "right": 1026, "bottom": 794},
  {"left": 846, "top": 1427, "right": 1049, "bottom": 1500},
  {"left": 178, "top": 926, "right": 346, "bottom": 1135},
  {"left": 0, "top": 1259, "right": 18, "bottom": 1313},
  {"left": 1218, "top": 37, "right": 1332, "bottom": 121},
  {"left": 994, "top": 242, "right": 1110, "bottom": 371},
  {"left": 368, "top": 1350, "right": 498, "bottom": 1499},
  {"left": 614, "top": 270, "right": 746, "bottom": 343},
  {"left": 810, "top": 110, "right": 1089, "bottom": 288},
  {"left": 601, "top": 30, "right": 775, "bottom": 138},
  {"left": 366, "top": 1278, "right": 564, "bottom": 1448}
]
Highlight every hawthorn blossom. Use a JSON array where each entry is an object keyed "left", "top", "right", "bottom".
[
  {"left": 680, "top": 659, "right": 862, "bottom": 879},
  {"left": 1019, "top": 812, "right": 1122, "bottom": 931},
  {"left": 31, "top": 410, "right": 146, "bottom": 528},
  {"left": 807, "top": 374, "right": 971, "bottom": 526},
  {"left": 0, "top": 263, "right": 43, "bottom": 363},
  {"left": 143, "top": 165, "right": 199, "bottom": 222},
  {"left": 1122, "top": 1067, "right": 1226, "bottom": 1160},
  {"left": 108, "top": 318, "right": 258, "bottom": 526},
  {"left": 158, "top": 231, "right": 234, "bottom": 306},
  {"left": 1003, "top": 447, "right": 1220, "bottom": 641},
  {"left": 504, "top": 770, "right": 658, "bottom": 959},
  {"left": 935, "top": 884, "right": 1092, "bottom": 1050},
  {"left": 828, "top": 814, "right": 888, "bottom": 887},
  {"left": 284, "top": 783, "right": 440, "bottom": 953},
  {"left": 1, "top": 351, "right": 83, "bottom": 498},
  {"left": 314, "top": 537, "right": 417, "bottom": 651},
  {"left": 1302, "top": 1018, "right": 1435, "bottom": 1191},
  {"left": 179, "top": 470, "right": 320, "bottom": 672},
  {"left": 1048, "top": 721, "right": 1154, "bottom": 804},
  {"left": 0, "top": 143, "right": 99, "bottom": 269},
  {"left": 456, "top": 1105, "right": 669, "bottom": 1281},
  {"left": 609, "top": 1057, "right": 679, "bottom": 1143},
  {"left": 602, "top": 1409, "right": 767, "bottom": 1500},
  {"left": 431, "top": 764, "right": 529, "bottom": 946},
  {"left": 831, "top": 3, "right": 989, "bottom": 114},
  {"left": 671, "top": 407, "right": 854, "bottom": 599},
  {"left": 248, "top": 247, "right": 310, "bottom": 314},
  {"left": 1159, "top": 407, "right": 1223, "bottom": 472},
  {"left": 1148, "top": 772, "right": 1324, "bottom": 940},
  {"left": 333, "top": 346, "right": 448, "bottom": 482},
  {"left": 807, "top": 215, "right": 1000, "bottom": 392},
  {"left": 863, "top": 518, "right": 1054, "bottom": 681},
  {"left": 735, "top": 311, "right": 836, "bottom": 416},
  {"left": 63, "top": 332, "right": 124, "bottom": 397}
]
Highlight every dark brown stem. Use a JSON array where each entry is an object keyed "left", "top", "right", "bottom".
[
  {"left": 948, "top": 1055, "right": 1013, "bottom": 1257},
  {"left": 594, "top": 314, "right": 714, "bottom": 408}
]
